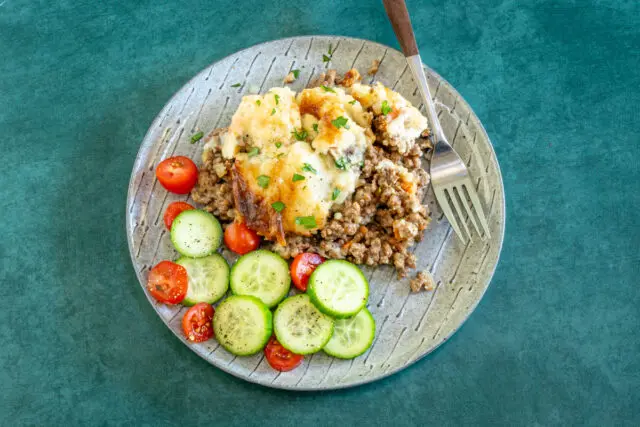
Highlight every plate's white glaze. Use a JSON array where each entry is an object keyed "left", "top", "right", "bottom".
[{"left": 126, "top": 36, "right": 505, "bottom": 390}]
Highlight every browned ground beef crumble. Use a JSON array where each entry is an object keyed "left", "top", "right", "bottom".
[{"left": 192, "top": 70, "right": 434, "bottom": 278}]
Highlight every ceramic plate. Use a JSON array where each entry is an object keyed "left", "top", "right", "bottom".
[{"left": 126, "top": 36, "right": 505, "bottom": 390}]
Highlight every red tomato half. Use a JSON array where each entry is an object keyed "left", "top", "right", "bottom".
[
  {"left": 163, "top": 201, "right": 194, "bottom": 230},
  {"left": 182, "top": 303, "right": 215, "bottom": 343},
  {"left": 290, "top": 253, "right": 325, "bottom": 292},
  {"left": 264, "top": 336, "right": 303, "bottom": 372},
  {"left": 224, "top": 221, "right": 261, "bottom": 255},
  {"left": 146, "top": 261, "right": 188, "bottom": 304},
  {"left": 155, "top": 156, "right": 199, "bottom": 194}
]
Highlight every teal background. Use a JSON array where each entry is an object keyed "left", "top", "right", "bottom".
[{"left": 1, "top": 0, "right": 639, "bottom": 425}]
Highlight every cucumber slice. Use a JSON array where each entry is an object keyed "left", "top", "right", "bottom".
[
  {"left": 273, "top": 294, "right": 334, "bottom": 355},
  {"left": 308, "top": 260, "right": 369, "bottom": 318},
  {"left": 176, "top": 254, "right": 229, "bottom": 306},
  {"left": 323, "top": 308, "right": 375, "bottom": 359},
  {"left": 170, "top": 209, "right": 222, "bottom": 258},
  {"left": 230, "top": 250, "right": 291, "bottom": 308},
  {"left": 213, "top": 295, "right": 272, "bottom": 356}
]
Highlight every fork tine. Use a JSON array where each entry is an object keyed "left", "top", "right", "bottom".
[
  {"left": 453, "top": 186, "right": 482, "bottom": 239},
  {"left": 463, "top": 183, "right": 491, "bottom": 238},
  {"left": 447, "top": 187, "right": 472, "bottom": 243},
  {"left": 434, "top": 187, "right": 467, "bottom": 244}
]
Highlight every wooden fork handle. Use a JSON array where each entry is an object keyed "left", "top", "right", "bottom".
[{"left": 382, "top": 0, "right": 419, "bottom": 57}]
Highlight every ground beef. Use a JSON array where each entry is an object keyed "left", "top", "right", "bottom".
[
  {"left": 192, "top": 69, "right": 434, "bottom": 279},
  {"left": 410, "top": 270, "right": 436, "bottom": 293}
]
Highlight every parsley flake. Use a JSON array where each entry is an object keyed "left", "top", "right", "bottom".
[
  {"left": 321, "top": 85, "right": 336, "bottom": 93},
  {"left": 274, "top": 94, "right": 280, "bottom": 105},
  {"left": 313, "top": 123, "right": 319, "bottom": 132},
  {"left": 257, "top": 175, "right": 270, "bottom": 189},
  {"left": 335, "top": 157, "right": 349, "bottom": 170},
  {"left": 190, "top": 131, "right": 204, "bottom": 143},
  {"left": 231, "top": 83, "right": 241, "bottom": 88},
  {"left": 247, "top": 147, "right": 260, "bottom": 157},
  {"left": 381, "top": 100, "right": 392, "bottom": 115},
  {"left": 256, "top": 100, "right": 261, "bottom": 106},
  {"left": 302, "top": 163, "right": 317, "bottom": 174},
  {"left": 292, "top": 69, "right": 300, "bottom": 79},
  {"left": 275, "top": 141, "right": 282, "bottom": 148},
  {"left": 292, "top": 173, "right": 305, "bottom": 182},
  {"left": 348, "top": 99, "right": 357, "bottom": 105},
  {"left": 271, "top": 108, "right": 276, "bottom": 116},
  {"left": 331, "top": 116, "right": 349, "bottom": 129},
  {"left": 295, "top": 216, "right": 317, "bottom": 229},
  {"left": 332, "top": 188, "right": 341, "bottom": 201},
  {"left": 292, "top": 129, "right": 308, "bottom": 141},
  {"left": 271, "top": 201, "right": 286, "bottom": 212}
]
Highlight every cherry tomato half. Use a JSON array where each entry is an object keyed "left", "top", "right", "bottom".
[
  {"left": 146, "top": 260, "right": 188, "bottom": 304},
  {"left": 264, "top": 336, "right": 303, "bottom": 372},
  {"left": 290, "top": 253, "right": 325, "bottom": 292},
  {"left": 182, "top": 303, "right": 215, "bottom": 343},
  {"left": 155, "top": 156, "right": 199, "bottom": 194},
  {"left": 224, "top": 221, "right": 261, "bottom": 255},
  {"left": 163, "top": 201, "right": 194, "bottom": 230}
]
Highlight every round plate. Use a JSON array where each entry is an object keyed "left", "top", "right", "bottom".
[{"left": 126, "top": 36, "right": 505, "bottom": 390}]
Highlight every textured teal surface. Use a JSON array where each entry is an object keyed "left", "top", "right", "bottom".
[{"left": 1, "top": 0, "right": 639, "bottom": 425}]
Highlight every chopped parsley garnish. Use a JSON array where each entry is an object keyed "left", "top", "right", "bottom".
[
  {"left": 247, "top": 147, "right": 260, "bottom": 157},
  {"left": 275, "top": 141, "right": 282, "bottom": 148},
  {"left": 335, "top": 157, "right": 349, "bottom": 170},
  {"left": 257, "top": 175, "right": 270, "bottom": 188},
  {"left": 332, "top": 188, "right": 341, "bottom": 201},
  {"left": 256, "top": 100, "right": 261, "bottom": 106},
  {"left": 271, "top": 108, "right": 276, "bottom": 116},
  {"left": 348, "top": 99, "right": 357, "bottom": 105},
  {"left": 292, "top": 69, "right": 300, "bottom": 79},
  {"left": 274, "top": 94, "right": 280, "bottom": 105},
  {"left": 292, "top": 173, "right": 305, "bottom": 182},
  {"left": 313, "top": 123, "right": 319, "bottom": 132},
  {"left": 292, "top": 129, "right": 308, "bottom": 141},
  {"left": 321, "top": 85, "right": 335, "bottom": 93},
  {"left": 322, "top": 45, "right": 333, "bottom": 63},
  {"left": 302, "top": 163, "right": 317, "bottom": 174},
  {"left": 331, "top": 116, "right": 349, "bottom": 129},
  {"left": 231, "top": 83, "right": 241, "bottom": 88},
  {"left": 381, "top": 100, "right": 392, "bottom": 115},
  {"left": 359, "top": 160, "right": 365, "bottom": 167},
  {"left": 295, "top": 216, "right": 317, "bottom": 229},
  {"left": 277, "top": 152, "right": 286, "bottom": 159},
  {"left": 271, "top": 201, "right": 286, "bottom": 212},
  {"left": 190, "top": 131, "right": 204, "bottom": 143}
]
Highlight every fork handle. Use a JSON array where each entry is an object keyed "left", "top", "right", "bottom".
[
  {"left": 382, "top": 0, "right": 418, "bottom": 56},
  {"left": 383, "top": 0, "right": 447, "bottom": 143}
]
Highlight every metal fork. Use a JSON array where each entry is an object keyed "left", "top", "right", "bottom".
[{"left": 383, "top": 0, "right": 491, "bottom": 243}]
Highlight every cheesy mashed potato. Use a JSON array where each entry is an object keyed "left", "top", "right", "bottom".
[{"left": 206, "top": 81, "right": 427, "bottom": 242}]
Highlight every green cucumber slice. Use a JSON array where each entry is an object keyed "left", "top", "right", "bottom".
[
  {"left": 273, "top": 294, "right": 334, "bottom": 355},
  {"left": 170, "top": 209, "right": 222, "bottom": 258},
  {"left": 323, "top": 308, "right": 375, "bottom": 359},
  {"left": 230, "top": 250, "right": 291, "bottom": 308},
  {"left": 213, "top": 295, "right": 272, "bottom": 356},
  {"left": 176, "top": 254, "right": 229, "bottom": 306},
  {"left": 308, "top": 260, "right": 369, "bottom": 318}
]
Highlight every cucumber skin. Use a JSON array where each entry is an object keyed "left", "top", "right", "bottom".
[
  {"left": 273, "top": 295, "right": 334, "bottom": 355},
  {"left": 323, "top": 308, "right": 376, "bottom": 359},
  {"left": 176, "top": 254, "right": 230, "bottom": 306},
  {"left": 307, "top": 260, "right": 369, "bottom": 319},
  {"left": 229, "top": 250, "right": 291, "bottom": 308},
  {"left": 170, "top": 209, "right": 222, "bottom": 258},
  {"left": 213, "top": 295, "right": 272, "bottom": 356}
]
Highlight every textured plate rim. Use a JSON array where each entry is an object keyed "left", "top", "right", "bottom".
[{"left": 125, "top": 35, "right": 506, "bottom": 391}]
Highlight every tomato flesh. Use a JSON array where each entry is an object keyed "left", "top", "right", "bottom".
[
  {"left": 182, "top": 303, "right": 215, "bottom": 343},
  {"left": 163, "top": 201, "right": 194, "bottom": 230},
  {"left": 264, "top": 336, "right": 303, "bottom": 372},
  {"left": 156, "top": 156, "right": 199, "bottom": 194},
  {"left": 290, "top": 253, "right": 325, "bottom": 292},
  {"left": 146, "top": 260, "right": 188, "bottom": 304},
  {"left": 224, "top": 221, "right": 261, "bottom": 255}
]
